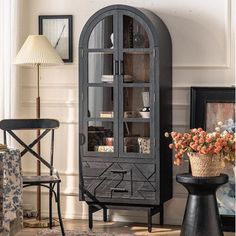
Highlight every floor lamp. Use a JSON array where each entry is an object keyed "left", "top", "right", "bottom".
[{"left": 15, "top": 35, "right": 63, "bottom": 225}]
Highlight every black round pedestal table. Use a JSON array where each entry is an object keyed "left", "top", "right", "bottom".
[{"left": 176, "top": 173, "right": 228, "bottom": 236}]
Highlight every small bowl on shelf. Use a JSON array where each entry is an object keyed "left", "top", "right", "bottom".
[{"left": 139, "top": 111, "right": 150, "bottom": 119}]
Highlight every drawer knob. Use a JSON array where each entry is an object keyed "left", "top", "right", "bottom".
[{"left": 110, "top": 187, "right": 128, "bottom": 192}]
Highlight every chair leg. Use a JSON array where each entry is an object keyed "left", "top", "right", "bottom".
[
  {"left": 49, "top": 183, "right": 53, "bottom": 228},
  {"left": 56, "top": 182, "right": 65, "bottom": 236},
  {"left": 103, "top": 208, "right": 108, "bottom": 222},
  {"left": 148, "top": 208, "right": 152, "bottom": 232},
  {"left": 160, "top": 204, "right": 164, "bottom": 225},
  {"left": 88, "top": 205, "right": 93, "bottom": 229}
]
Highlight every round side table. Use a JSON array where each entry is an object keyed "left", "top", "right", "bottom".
[{"left": 176, "top": 173, "right": 228, "bottom": 236}]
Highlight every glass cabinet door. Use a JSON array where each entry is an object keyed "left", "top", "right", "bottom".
[
  {"left": 83, "top": 12, "right": 154, "bottom": 157},
  {"left": 119, "top": 13, "right": 153, "bottom": 157},
  {"left": 84, "top": 13, "right": 118, "bottom": 156}
]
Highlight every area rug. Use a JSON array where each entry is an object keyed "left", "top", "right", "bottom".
[{"left": 35, "top": 229, "right": 134, "bottom": 236}]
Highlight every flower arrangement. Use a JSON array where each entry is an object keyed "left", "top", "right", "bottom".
[{"left": 165, "top": 121, "right": 235, "bottom": 166}]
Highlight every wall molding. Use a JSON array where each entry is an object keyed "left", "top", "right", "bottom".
[
  {"left": 21, "top": 64, "right": 78, "bottom": 69},
  {"left": 21, "top": 100, "right": 78, "bottom": 107},
  {"left": 22, "top": 83, "right": 78, "bottom": 89}
]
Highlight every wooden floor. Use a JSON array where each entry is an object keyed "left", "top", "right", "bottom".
[{"left": 15, "top": 219, "right": 235, "bottom": 236}]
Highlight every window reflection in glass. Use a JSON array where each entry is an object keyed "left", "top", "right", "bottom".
[
  {"left": 88, "top": 15, "right": 113, "bottom": 49},
  {"left": 88, "top": 53, "right": 114, "bottom": 83},
  {"left": 88, "top": 87, "right": 114, "bottom": 118}
]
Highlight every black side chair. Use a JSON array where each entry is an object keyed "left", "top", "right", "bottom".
[{"left": 0, "top": 119, "right": 65, "bottom": 235}]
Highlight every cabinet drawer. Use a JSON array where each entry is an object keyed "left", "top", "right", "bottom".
[
  {"left": 83, "top": 178, "right": 157, "bottom": 201},
  {"left": 82, "top": 161, "right": 156, "bottom": 182}
]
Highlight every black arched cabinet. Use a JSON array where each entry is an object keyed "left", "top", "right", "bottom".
[{"left": 79, "top": 5, "right": 172, "bottom": 232}]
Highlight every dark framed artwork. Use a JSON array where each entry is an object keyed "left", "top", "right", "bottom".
[
  {"left": 39, "top": 15, "right": 73, "bottom": 63},
  {"left": 190, "top": 87, "right": 235, "bottom": 232}
]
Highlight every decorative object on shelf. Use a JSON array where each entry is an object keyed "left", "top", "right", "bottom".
[
  {"left": 14, "top": 35, "right": 63, "bottom": 224},
  {"left": 190, "top": 87, "right": 235, "bottom": 231},
  {"left": 110, "top": 33, "right": 114, "bottom": 48},
  {"left": 39, "top": 15, "right": 73, "bottom": 62},
  {"left": 138, "top": 137, "right": 150, "bottom": 154},
  {"left": 133, "top": 24, "right": 145, "bottom": 48},
  {"left": 165, "top": 125, "right": 235, "bottom": 177},
  {"left": 140, "top": 91, "right": 150, "bottom": 118},
  {"left": 104, "top": 137, "right": 114, "bottom": 146}
]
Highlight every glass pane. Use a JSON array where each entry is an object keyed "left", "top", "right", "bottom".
[
  {"left": 123, "top": 87, "right": 150, "bottom": 119},
  {"left": 123, "top": 15, "right": 149, "bottom": 48},
  {"left": 88, "top": 87, "right": 114, "bottom": 118},
  {"left": 88, "top": 16, "right": 113, "bottom": 49},
  {"left": 88, "top": 121, "right": 114, "bottom": 152},
  {"left": 88, "top": 53, "right": 114, "bottom": 83},
  {"left": 123, "top": 122, "right": 150, "bottom": 154},
  {"left": 123, "top": 53, "right": 150, "bottom": 83}
]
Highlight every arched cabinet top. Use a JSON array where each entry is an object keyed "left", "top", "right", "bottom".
[{"left": 79, "top": 4, "right": 171, "bottom": 49}]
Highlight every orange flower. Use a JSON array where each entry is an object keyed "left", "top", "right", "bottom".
[
  {"left": 206, "top": 137, "right": 212, "bottom": 143},
  {"left": 199, "top": 138, "right": 205, "bottom": 144},
  {"left": 171, "top": 132, "right": 177, "bottom": 138}
]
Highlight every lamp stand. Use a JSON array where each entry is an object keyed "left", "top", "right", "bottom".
[
  {"left": 36, "top": 64, "right": 41, "bottom": 221},
  {"left": 24, "top": 64, "right": 59, "bottom": 228}
]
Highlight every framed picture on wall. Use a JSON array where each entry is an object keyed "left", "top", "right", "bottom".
[
  {"left": 39, "top": 15, "right": 73, "bottom": 63},
  {"left": 190, "top": 87, "right": 235, "bottom": 232}
]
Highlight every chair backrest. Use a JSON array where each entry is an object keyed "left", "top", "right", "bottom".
[{"left": 0, "top": 119, "right": 60, "bottom": 175}]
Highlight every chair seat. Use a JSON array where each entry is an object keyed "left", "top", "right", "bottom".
[{"left": 23, "top": 175, "right": 61, "bottom": 184}]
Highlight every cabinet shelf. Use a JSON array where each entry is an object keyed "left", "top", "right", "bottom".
[
  {"left": 86, "top": 82, "right": 114, "bottom": 87},
  {"left": 86, "top": 118, "right": 114, "bottom": 122},
  {"left": 121, "top": 48, "right": 152, "bottom": 54},
  {"left": 123, "top": 118, "right": 150, "bottom": 122},
  {"left": 86, "top": 49, "right": 114, "bottom": 53},
  {"left": 122, "top": 83, "right": 150, "bottom": 87}
]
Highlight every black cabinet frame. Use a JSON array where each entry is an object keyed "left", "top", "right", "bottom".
[{"left": 79, "top": 5, "right": 172, "bottom": 232}]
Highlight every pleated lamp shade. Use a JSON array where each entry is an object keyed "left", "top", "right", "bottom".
[{"left": 15, "top": 35, "right": 63, "bottom": 65}]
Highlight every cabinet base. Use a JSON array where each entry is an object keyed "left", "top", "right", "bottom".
[{"left": 87, "top": 202, "right": 164, "bottom": 233}]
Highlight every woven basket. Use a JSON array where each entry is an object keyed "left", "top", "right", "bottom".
[{"left": 188, "top": 152, "right": 225, "bottom": 177}]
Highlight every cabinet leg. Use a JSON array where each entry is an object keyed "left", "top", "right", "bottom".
[
  {"left": 103, "top": 208, "right": 108, "bottom": 222},
  {"left": 88, "top": 205, "right": 93, "bottom": 229},
  {"left": 160, "top": 204, "right": 164, "bottom": 225},
  {"left": 148, "top": 209, "right": 152, "bottom": 232}
]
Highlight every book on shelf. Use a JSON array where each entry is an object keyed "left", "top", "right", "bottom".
[
  {"left": 95, "top": 145, "right": 114, "bottom": 152},
  {"left": 100, "top": 111, "right": 114, "bottom": 118}
]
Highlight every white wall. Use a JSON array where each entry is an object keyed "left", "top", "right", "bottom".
[{"left": 18, "top": 0, "right": 235, "bottom": 225}]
